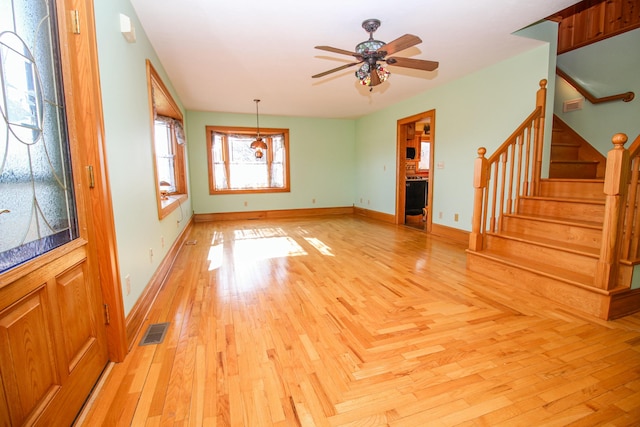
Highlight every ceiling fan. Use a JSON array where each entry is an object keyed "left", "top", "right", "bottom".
[{"left": 312, "top": 19, "right": 439, "bottom": 88}]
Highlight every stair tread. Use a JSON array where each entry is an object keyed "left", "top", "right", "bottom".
[
  {"left": 505, "top": 213, "right": 603, "bottom": 229},
  {"left": 526, "top": 195, "right": 605, "bottom": 204},
  {"left": 543, "top": 178, "right": 604, "bottom": 183},
  {"left": 468, "top": 249, "right": 595, "bottom": 288},
  {"left": 550, "top": 140, "right": 581, "bottom": 147},
  {"left": 489, "top": 230, "right": 600, "bottom": 256},
  {"left": 550, "top": 159, "right": 600, "bottom": 164}
]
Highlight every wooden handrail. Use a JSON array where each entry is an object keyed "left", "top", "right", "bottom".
[
  {"left": 469, "top": 80, "right": 547, "bottom": 251},
  {"left": 556, "top": 67, "right": 635, "bottom": 104},
  {"left": 627, "top": 133, "right": 640, "bottom": 158},
  {"left": 620, "top": 133, "right": 640, "bottom": 264}
]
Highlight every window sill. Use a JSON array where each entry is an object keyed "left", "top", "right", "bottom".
[{"left": 158, "top": 193, "right": 187, "bottom": 219}]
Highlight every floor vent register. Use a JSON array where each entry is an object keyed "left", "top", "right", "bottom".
[{"left": 139, "top": 322, "right": 170, "bottom": 346}]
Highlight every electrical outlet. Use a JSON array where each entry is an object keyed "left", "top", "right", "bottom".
[
  {"left": 149, "top": 248, "right": 153, "bottom": 262},
  {"left": 312, "top": 198, "right": 316, "bottom": 204},
  {"left": 439, "top": 211, "right": 443, "bottom": 219},
  {"left": 125, "top": 274, "right": 131, "bottom": 295},
  {"left": 244, "top": 201, "right": 248, "bottom": 207},
  {"left": 454, "top": 213, "right": 459, "bottom": 222}
]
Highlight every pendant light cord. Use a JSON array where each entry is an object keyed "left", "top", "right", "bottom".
[{"left": 254, "top": 99, "right": 261, "bottom": 138}]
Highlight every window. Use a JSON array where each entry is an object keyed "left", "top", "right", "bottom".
[
  {"left": 146, "top": 60, "right": 187, "bottom": 218},
  {"left": 418, "top": 140, "right": 430, "bottom": 171},
  {"left": 206, "top": 126, "right": 290, "bottom": 194}
]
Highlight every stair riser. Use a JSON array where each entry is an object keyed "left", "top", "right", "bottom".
[
  {"left": 484, "top": 235, "right": 597, "bottom": 277},
  {"left": 501, "top": 216, "right": 602, "bottom": 250},
  {"left": 466, "top": 251, "right": 609, "bottom": 319},
  {"left": 549, "top": 162, "right": 598, "bottom": 179},
  {"left": 539, "top": 180, "right": 605, "bottom": 200},
  {"left": 518, "top": 198, "right": 604, "bottom": 222},
  {"left": 551, "top": 145, "right": 579, "bottom": 160},
  {"left": 551, "top": 133, "right": 580, "bottom": 145}
]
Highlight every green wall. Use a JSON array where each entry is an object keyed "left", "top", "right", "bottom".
[
  {"left": 186, "top": 112, "right": 355, "bottom": 213},
  {"left": 354, "top": 42, "right": 554, "bottom": 230},
  {"left": 94, "top": 0, "right": 192, "bottom": 315},
  {"left": 555, "top": 28, "right": 640, "bottom": 153}
]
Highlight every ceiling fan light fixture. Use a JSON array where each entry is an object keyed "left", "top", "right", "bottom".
[
  {"left": 251, "top": 99, "right": 267, "bottom": 158},
  {"left": 355, "top": 63, "right": 389, "bottom": 86},
  {"left": 312, "top": 18, "right": 438, "bottom": 88}
]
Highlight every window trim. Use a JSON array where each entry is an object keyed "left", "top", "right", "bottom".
[
  {"left": 146, "top": 60, "right": 187, "bottom": 219},
  {"left": 206, "top": 125, "right": 290, "bottom": 194}
]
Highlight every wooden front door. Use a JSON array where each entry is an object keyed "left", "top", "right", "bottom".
[{"left": 0, "top": 0, "right": 109, "bottom": 425}]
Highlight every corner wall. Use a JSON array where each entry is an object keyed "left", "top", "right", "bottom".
[
  {"left": 93, "top": 0, "right": 192, "bottom": 315},
  {"left": 555, "top": 28, "right": 640, "bottom": 153},
  {"left": 354, "top": 41, "right": 554, "bottom": 231}
]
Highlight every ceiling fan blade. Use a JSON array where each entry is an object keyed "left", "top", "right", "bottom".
[
  {"left": 386, "top": 57, "right": 439, "bottom": 71},
  {"left": 377, "top": 34, "right": 421, "bottom": 56},
  {"left": 315, "top": 45, "right": 360, "bottom": 58},
  {"left": 312, "top": 61, "right": 361, "bottom": 78}
]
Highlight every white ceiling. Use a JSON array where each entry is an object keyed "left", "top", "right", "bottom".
[{"left": 129, "top": 0, "right": 578, "bottom": 119}]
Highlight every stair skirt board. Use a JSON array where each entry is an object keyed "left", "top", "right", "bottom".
[
  {"left": 609, "top": 288, "right": 640, "bottom": 319},
  {"left": 466, "top": 250, "right": 617, "bottom": 320}
]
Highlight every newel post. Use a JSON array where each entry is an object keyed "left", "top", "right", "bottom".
[
  {"left": 469, "top": 147, "right": 488, "bottom": 251},
  {"left": 595, "top": 133, "right": 630, "bottom": 290},
  {"left": 532, "top": 79, "right": 547, "bottom": 196}
]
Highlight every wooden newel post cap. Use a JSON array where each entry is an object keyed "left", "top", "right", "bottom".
[
  {"left": 612, "top": 133, "right": 628, "bottom": 149},
  {"left": 539, "top": 79, "right": 547, "bottom": 89},
  {"left": 477, "top": 147, "right": 487, "bottom": 158}
]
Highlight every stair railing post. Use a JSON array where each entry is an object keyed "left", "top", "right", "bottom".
[
  {"left": 470, "top": 147, "right": 488, "bottom": 251},
  {"left": 595, "top": 133, "right": 630, "bottom": 290},
  {"left": 532, "top": 79, "right": 547, "bottom": 197}
]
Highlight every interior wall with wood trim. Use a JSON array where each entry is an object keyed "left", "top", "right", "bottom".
[
  {"left": 354, "top": 32, "right": 554, "bottom": 232},
  {"left": 555, "top": 28, "right": 640, "bottom": 154},
  {"left": 93, "top": 0, "right": 193, "bottom": 316}
]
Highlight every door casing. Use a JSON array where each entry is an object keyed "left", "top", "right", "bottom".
[{"left": 396, "top": 110, "right": 436, "bottom": 231}]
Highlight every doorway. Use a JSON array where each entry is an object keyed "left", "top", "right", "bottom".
[{"left": 396, "top": 110, "right": 435, "bottom": 231}]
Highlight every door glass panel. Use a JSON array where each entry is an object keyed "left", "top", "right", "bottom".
[{"left": 0, "top": 0, "right": 78, "bottom": 273}]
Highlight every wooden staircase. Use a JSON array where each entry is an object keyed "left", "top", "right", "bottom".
[
  {"left": 549, "top": 115, "right": 606, "bottom": 179},
  {"left": 466, "top": 178, "right": 632, "bottom": 319},
  {"left": 466, "top": 82, "right": 640, "bottom": 320}
]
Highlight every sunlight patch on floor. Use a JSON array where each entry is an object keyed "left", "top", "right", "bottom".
[{"left": 207, "top": 227, "right": 335, "bottom": 271}]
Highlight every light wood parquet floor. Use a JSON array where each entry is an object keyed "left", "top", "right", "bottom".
[{"left": 79, "top": 216, "right": 640, "bottom": 426}]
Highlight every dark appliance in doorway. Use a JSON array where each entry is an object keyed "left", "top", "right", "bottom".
[{"left": 405, "top": 177, "right": 427, "bottom": 216}]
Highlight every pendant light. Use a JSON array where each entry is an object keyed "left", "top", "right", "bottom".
[{"left": 250, "top": 99, "right": 267, "bottom": 158}]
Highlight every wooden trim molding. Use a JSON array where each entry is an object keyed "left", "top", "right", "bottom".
[
  {"left": 353, "top": 207, "right": 395, "bottom": 224},
  {"left": 194, "top": 206, "right": 354, "bottom": 222},
  {"left": 430, "top": 223, "right": 469, "bottom": 245},
  {"left": 66, "top": 0, "right": 128, "bottom": 362},
  {"left": 125, "top": 217, "right": 194, "bottom": 348}
]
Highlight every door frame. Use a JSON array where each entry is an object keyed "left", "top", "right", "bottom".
[
  {"left": 63, "top": 0, "right": 127, "bottom": 361},
  {"left": 395, "top": 110, "right": 435, "bottom": 232}
]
